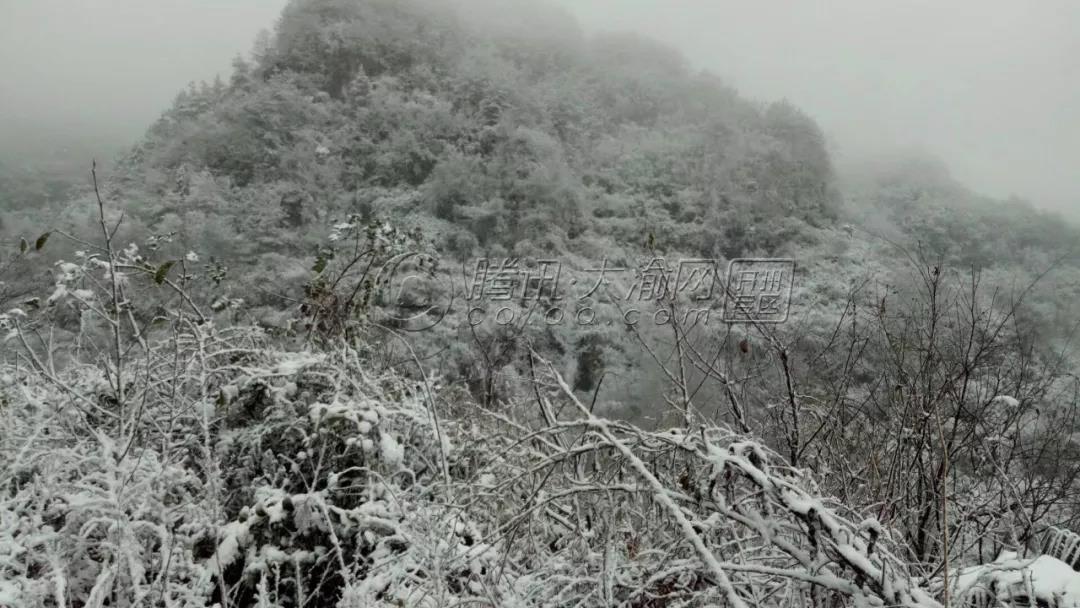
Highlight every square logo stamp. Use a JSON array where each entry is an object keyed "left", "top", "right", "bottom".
[{"left": 722, "top": 258, "right": 795, "bottom": 323}]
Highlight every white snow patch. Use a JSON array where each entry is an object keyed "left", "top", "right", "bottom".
[
  {"left": 380, "top": 433, "right": 404, "bottom": 468},
  {"left": 212, "top": 521, "right": 252, "bottom": 568},
  {"left": 56, "top": 261, "right": 80, "bottom": 277},
  {"left": 0, "top": 581, "right": 21, "bottom": 606},
  {"left": 952, "top": 552, "right": 1080, "bottom": 605},
  {"left": 275, "top": 352, "right": 324, "bottom": 375},
  {"left": 220, "top": 385, "right": 239, "bottom": 403},
  {"left": 992, "top": 395, "right": 1021, "bottom": 408},
  {"left": 46, "top": 283, "right": 67, "bottom": 304}
]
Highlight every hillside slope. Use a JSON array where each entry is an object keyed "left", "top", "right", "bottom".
[{"left": 106, "top": 0, "right": 833, "bottom": 272}]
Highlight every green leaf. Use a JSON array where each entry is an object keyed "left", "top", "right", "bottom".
[
  {"left": 19, "top": 238, "right": 28, "bottom": 254},
  {"left": 312, "top": 256, "right": 328, "bottom": 274},
  {"left": 154, "top": 260, "right": 176, "bottom": 285},
  {"left": 34, "top": 232, "right": 50, "bottom": 251}
]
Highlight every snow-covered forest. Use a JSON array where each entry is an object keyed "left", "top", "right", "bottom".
[{"left": 3, "top": 0, "right": 1080, "bottom": 606}]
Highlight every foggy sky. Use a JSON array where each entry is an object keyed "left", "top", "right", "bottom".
[
  {"left": 554, "top": 0, "right": 1080, "bottom": 213},
  {"left": 1, "top": 0, "right": 1077, "bottom": 214},
  {"left": 0, "top": 0, "right": 287, "bottom": 166}
]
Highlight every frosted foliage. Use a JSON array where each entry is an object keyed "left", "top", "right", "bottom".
[{"left": 1, "top": 320, "right": 1010, "bottom": 608}]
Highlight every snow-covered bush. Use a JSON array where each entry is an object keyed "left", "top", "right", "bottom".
[
  {"left": 0, "top": 323, "right": 448, "bottom": 607},
  {"left": 4, "top": 306, "right": 960, "bottom": 607},
  {"left": 2, "top": 193, "right": 1066, "bottom": 608}
]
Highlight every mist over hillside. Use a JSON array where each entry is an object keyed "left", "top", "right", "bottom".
[
  {"left": 2, "top": 2, "right": 1080, "bottom": 607},
  {"left": 4, "top": 0, "right": 1079, "bottom": 217}
]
